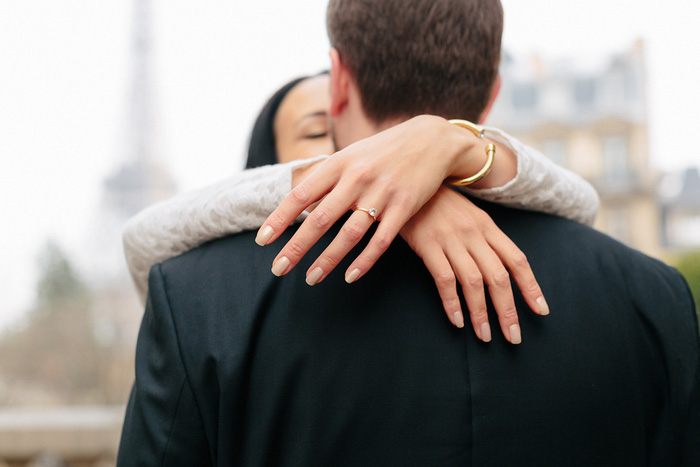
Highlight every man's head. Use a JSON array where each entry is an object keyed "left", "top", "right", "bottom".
[{"left": 326, "top": 0, "right": 503, "bottom": 149}]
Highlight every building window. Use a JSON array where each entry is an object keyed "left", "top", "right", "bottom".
[
  {"left": 600, "top": 74, "right": 626, "bottom": 108},
  {"left": 603, "top": 135, "right": 629, "bottom": 182},
  {"left": 542, "top": 139, "right": 567, "bottom": 167},
  {"left": 574, "top": 78, "right": 596, "bottom": 109},
  {"left": 512, "top": 83, "right": 538, "bottom": 110},
  {"left": 669, "top": 213, "right": 700, "bottom": 248},
  {"left": 624, "top": 69, "right": 639, "bottom": 103}
]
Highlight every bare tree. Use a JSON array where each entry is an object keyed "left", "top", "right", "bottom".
[{"left": 0, "top": 241, "right": 103, "bottom": 406}]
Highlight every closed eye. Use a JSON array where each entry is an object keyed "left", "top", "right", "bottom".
[{"left": 305, "top": 132, "right": 328, "bottom": 139}]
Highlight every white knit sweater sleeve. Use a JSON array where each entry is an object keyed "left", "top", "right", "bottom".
[
  {"left": 122, "top": 156, "right": 327, "bottom": 304},
  {"left": 124, "top": 130, "right": 600, "bottom": 305},
  {"left": 462, "top": 126, "right": 600, "bottom": 226}
]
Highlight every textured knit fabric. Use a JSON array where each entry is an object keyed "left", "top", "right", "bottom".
[
  {"left": 122, "top": 156, "right": 326, "bottom": 302},
  {"left": 465, "top": 126, "right": 599, "bottom": 226},
  {"left": 123, "top": 131, "right": 599, "bottom": 304}
]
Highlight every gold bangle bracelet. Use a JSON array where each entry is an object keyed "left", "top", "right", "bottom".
[
  {"left": 448, "top": 118, "right": 485, "bottom": 139},
  {"left": 445, "top": 119, "right": 496, "bottom": 186}
]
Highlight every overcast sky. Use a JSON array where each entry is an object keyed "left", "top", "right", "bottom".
[{"left": 1, "top": 0, "right": 699, "bottom": 330}]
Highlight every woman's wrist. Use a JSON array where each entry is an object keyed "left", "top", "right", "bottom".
[
  {"left": 405, "top": 115, "right": 477, "bottom": 181},
  {"left": 445, "top": 122, "right": 517, "bottom": 189}
]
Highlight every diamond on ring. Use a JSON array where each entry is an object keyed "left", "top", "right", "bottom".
[{"left": 354, "top": 206, "right": 378, "bottom": 221}]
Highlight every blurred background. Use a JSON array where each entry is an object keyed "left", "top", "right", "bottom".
[{"left": 1, "top": 0, "right": 699, "bottom": 464}]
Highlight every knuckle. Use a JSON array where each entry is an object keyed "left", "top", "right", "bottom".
[
  {"left": 524, "top": 281, "right": 542, "bottom": 297},
  {"left": 289, "top": 184, "right": 310, "bottom": 205},
  {"left": 342, "top": 222, "right": 366, "bottom": 243},
  {"left": 472, "top": 208, "right": 493, "bottom": 225},
  {"left": 458, "top": 218, "right": 478, "bottom": 235},
  {"left": 353, "top": 254, "right": 374, "bottom": 271},
  {"left": 436, "top": 270, "right": 456, "bottom": 288},
  {"left": 468, "top": 306, "right": 488, "bottom": 322},
  {"left": 443, "top": 298, "right": 461, "bottom": 313},
  {"left": 510, "top": 250, "right": 529, "bottom": 269},
  {"left": 352, "top": 164, "right": 373, "bottom": 184},
  {"left": 466, "top": 272, "right": 484, "bottom": 289},
  {"left": 267, "top": 212, "right": 287, "bottom": 229},
  {"left": 373, "top": 231, "right": 394, "bottom": 252},
  {"left": 309, "top": 207, "right": 332, "bottom": 229},
  {"left": 491, "top": 268, "right": 511, "bottom": 287},
  {"left": 320, "top": 254, "right": 340, "bottom": 269},
  {"left": 499, "top": 306, "right": 519, "bottom": 321},
  {"left": 284, "top": 241, "right": 306, "bottom": 258}
]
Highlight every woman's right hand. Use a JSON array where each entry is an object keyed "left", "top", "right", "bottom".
[
  {"left": 399, "top": 186, "right": 549, "bottom": 344},
  {"left": 256, "top": 115, "right": 477, "bottom": 283}
]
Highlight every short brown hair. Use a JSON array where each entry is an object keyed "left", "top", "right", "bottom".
[{"left": 327, "top": 0, "right": 503, "bottom": 123}]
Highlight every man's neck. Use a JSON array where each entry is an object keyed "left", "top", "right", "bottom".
[{"left": 334, "top": 112, "right": 405, "bottom": 151}]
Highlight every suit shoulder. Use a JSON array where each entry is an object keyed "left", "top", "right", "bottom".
[
  {"left": 150, "top": 229, "right": 283, "bottom": 314},
  {"left": 159, "top": 229, "right": 262, "bottom": 275}
]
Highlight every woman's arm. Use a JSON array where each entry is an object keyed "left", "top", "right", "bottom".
[
  {"left": 123, "top": 156, "right": 327, "bottom": 304},
  {"left": 259, "top": 115, "right": 600, "bottom": 280},
  {"left": 124, "top": 115, "right": 596, "bottom": 342},
  {"left": 464, "top": 126, "right": 599, "bottom": 226}
]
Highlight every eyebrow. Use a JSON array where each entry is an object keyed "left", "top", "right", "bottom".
[{"left": 295, "top": 111, "right": 328, "bottom": 130}]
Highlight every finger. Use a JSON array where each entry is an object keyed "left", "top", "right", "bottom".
[
  {"left": 305, "top": 210, "right": 376, "bottom": 285},
  {"left": 442, "top": 241, "right": 491, "bottom": 342},
  {"left": 488, "top": 234, "right": 549, "bottom": 316},
  {"left": 468, "top": 241, "right": 521, "bottom": 345},
  {"left": 270, "top": 184, "right": 356, "bottom": 276},
  {"left": 343, "top": 207, "right": 408, "bottom": 285},
  {"left": 256, "top": 161, "right": 339, "bottom": 246},
  {"left": 416, "top": 244, "right": 465, "bottom": 329}
]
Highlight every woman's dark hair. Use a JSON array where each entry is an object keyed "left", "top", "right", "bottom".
[
  {"left": 245, "top": 71, "right": 330, "bottom": 169},
  {"left": 244, "top": 76, "right": 309, "bottom": 169}
]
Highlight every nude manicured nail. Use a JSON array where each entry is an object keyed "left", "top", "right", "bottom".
[
  {"left": 453, "top": 312, "right": 464, "bottom": 329},
  {"left": 509, "top": 324, "right": 522, "bottom": 345},
  {"left": 537, "top": 296, "right": 550, "bottom": 315},
  {"left": 271, "top": 256, "right": 290, "bottom": 277},
  {"left": 345, "top": 268, "right": 361, "bottom": 284},
  {"left": 255, "top": 226, "right": 274, "bottom": 246},
  {"left": 306, "top": 267, "right": 324, "bottom": 286},
  {"left": 481, "top": 323, "right": 492, "bottom": 342}
]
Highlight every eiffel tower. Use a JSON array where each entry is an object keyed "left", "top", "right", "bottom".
[
  {"left": 92, "top": 0, "right": 176, "bottom": 352},
  {"left": 103, "top": 0, "right": 176, "bottom": 224}
]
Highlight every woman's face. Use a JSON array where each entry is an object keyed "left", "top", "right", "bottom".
[{"left": 274, "top": 74, "right": 334, "bottom": 163}]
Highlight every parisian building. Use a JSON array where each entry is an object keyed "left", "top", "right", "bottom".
[{"left": 488, "top": 40, "right": 665, "bottom": 258}]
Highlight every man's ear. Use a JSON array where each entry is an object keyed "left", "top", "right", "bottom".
[
  {"left": 329, "top": 48, "right": 350, "bottom": 117},
  {"left": 479, "top": 74, "right": 502, "bottom": 124}
]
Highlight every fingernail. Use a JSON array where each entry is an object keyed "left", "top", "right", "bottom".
[
  {"left": 271, "top": 256, "right": 290, "bottom": 277},
  {"left": 509, "top": 324, "right": 522, "bottom": 345},
  {"left": 345, "top": 268, "right": 361, "bottom": 284},
  {"left": 537, "top": 296, "right": 550, "bottom": 315},
  {"left": 255, "top": 226, "right": 274, "bottom": 246},
  {"left": 453, "top": 312, "right": 464, "bottom": 328},
  {"left": 481, "top": 323, "right": 492, "bottom": 342},
  {"left": 306, "top": 267, "right": 324, "bottom": 286}
]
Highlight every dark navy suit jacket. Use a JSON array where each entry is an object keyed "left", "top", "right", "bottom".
[{"left": 118, "top": 201, "right": 700, "bottom": 466}]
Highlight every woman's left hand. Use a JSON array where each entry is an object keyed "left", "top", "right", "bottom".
[{"left": 398, "top": 186, "right": 549, "bottom": 343}]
